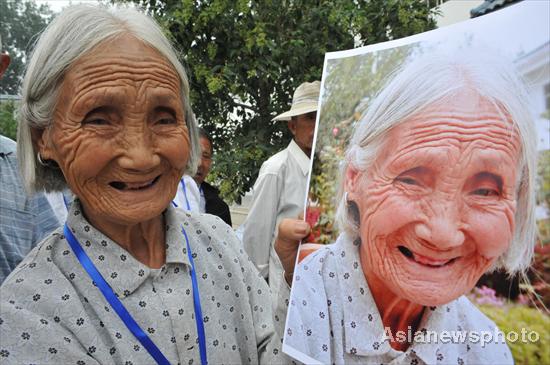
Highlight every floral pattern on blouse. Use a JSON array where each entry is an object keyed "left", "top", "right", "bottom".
[
  {"left": 283, "top": 233, "right": 513, "bottom": 365},
  {"left": 0, "top": 200, "right": 289, "bottom": 364}
]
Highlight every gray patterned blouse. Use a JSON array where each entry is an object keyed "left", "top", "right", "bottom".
[
  {"left": 284, "top": 233, "right": 513, "bottom": 365},
  {"left": 0, "top": 201, "right": 289, "bottom": 364}
]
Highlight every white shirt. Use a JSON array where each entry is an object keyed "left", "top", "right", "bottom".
[
  {"left": 242, "top": 140, "right": 310, "bottom": 291},
  {"left": 284, "top": 234, "right": 513, "bottom": 365},
  {"left": 173, "top": 175, "right": 201, "bottom": 212}
]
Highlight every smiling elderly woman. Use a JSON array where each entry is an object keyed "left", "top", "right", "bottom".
[
  {"left": 282, "top": 48, "right": 538, "bottom": 364},
  {"left": 0, "top": 5, "right": 289, "bottom": 365}
]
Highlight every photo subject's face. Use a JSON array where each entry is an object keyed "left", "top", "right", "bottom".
[
  {"left": 39, "top": 36, "right": 189, "bottom": 226},
  {"left": 348, "top": 89, "right": 522, "bottom": 306}
]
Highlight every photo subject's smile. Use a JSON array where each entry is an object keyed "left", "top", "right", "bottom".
[
  {"left": 397, "top": 245, "right": 459, "bottom": 268},
  {"left": 108, "top": 174, "right": 161, "bottom": 191}
]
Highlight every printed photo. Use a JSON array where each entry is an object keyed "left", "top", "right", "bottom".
[{"left": 284, "top": 2, "right": 550, "bottom": 364}]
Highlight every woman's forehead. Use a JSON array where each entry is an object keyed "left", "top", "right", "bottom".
[
  {"left": 65, "top": 35, "right": 179, "bottom": 85},
  {"left": 377, "top": 91, "right": 522, "bottom": 166},
  {"left": 58, "top": 36, "right": 182, "bottom": 108}
]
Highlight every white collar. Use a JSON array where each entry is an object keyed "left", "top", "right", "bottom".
[{"left": 288, "top": 139, "right": 310, "bottom": 176}]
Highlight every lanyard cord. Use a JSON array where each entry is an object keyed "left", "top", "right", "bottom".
[
  {"left": 172, "top": 179, "right": 192, "bottom": 210},
  {"left": 62, "top": 193, "right": 69, "bottom": 211},
  {"left": 63, "top": 223, "right": 207, "bottom": 365},
  {"left": 181, "top": 225, "right": 208, "bottom": 365}
]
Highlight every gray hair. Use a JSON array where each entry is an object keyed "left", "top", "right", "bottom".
[
  {"left": 335, "top": 47, "right": 538, "bottom": 275},
  {"left": 17, "top": 4, "right": 200, "bottom": 193}
]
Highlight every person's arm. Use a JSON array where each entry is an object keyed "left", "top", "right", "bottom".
[{"left": 242, "top": 172, "right": 282, "bottom": 279}]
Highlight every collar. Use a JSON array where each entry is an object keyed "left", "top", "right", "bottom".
[
  {"left": 65, "top": 200, "right": 191, "bottom": 298},
  {"left": 336, "top": 234, "right": 393, "bottom": 357},
  {"left": 336, "top": 234, "right": 462, "bottom": 364},
  {"left": 288, "top": 139, "right": 310, "bottom": 176}
]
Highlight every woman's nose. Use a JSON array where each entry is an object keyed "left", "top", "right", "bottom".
[
  {"left": 415, "top": 205, "right": 465, "bottom": 249},
  {"left": 117, "top": 133, "right": 161, "bottom": 171}
]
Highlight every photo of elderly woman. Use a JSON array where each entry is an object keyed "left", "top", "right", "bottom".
[
  {"left": 282, "top": 2, "right": 549, "bottom": 364},
  {"left": 0, "top": 5, "right": 293, "bottom": 365}
]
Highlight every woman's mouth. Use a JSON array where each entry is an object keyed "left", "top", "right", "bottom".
[
  {"left": 398, "top": 246, "right": 457, "bottom": 268},
  {"left": 109, "top": 175, "right": 161, "bottom": 191}
]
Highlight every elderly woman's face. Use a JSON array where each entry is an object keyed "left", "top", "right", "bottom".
[
  {"left": 347, "top": 89, "right": 521, "bottom": 306},
  {"left": 38, "top": 36, "right": 189, "bottom": 226}
]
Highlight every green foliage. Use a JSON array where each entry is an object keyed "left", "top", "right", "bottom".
[
  {"left": 0, "top": 1, "right": 54, "bottom": 95},
  {"left": 0, "top": 100, "right": 18, "bottom": 140},
  {"left": 119, "top": 0, "right": 438, "bottom": 203},
  {"left": 478, "top": 304, "right": 550, "bottom": 365},
  {"left": 308, "top": 45, "right": 417, "bottom": 243}
]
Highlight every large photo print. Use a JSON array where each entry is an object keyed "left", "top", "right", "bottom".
[{"left": 284, "top": 2, "right": 550, "bottom": 364}]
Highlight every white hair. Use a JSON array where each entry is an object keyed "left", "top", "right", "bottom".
[
  {"left": 17, "top": 4, "right": 200, "bottom": 193},
  {"left": 335, "top": 47, "right": 538, "bottom": 275}
]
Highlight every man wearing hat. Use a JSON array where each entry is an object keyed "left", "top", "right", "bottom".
[{"left": 242, "top": 81, "right": 319, "bottom": 293}]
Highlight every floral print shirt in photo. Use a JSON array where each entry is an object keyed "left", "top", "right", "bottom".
[{"left": 283, "top": 233, "right": 513, "bottom": 365}]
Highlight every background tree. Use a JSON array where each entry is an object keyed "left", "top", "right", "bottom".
[
  {"left": 0, "top": 0, "right": 54, "bottom": 95},
  {"left": 0, "top": 0, "right": 54, "bottom": 140},
  {"left": 125, "top": 0, "right": 438, "bottom": 202}
]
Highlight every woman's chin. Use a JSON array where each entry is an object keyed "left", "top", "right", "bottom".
[
  {"left": 80, "top": 199, "right": 170, "bottom": 228},
  {"left": 395, "top": 282, "right": 471, "bottom": 307}
]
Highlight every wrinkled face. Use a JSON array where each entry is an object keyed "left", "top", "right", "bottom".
[
  {"left": 38, "top": 36, "right": 189, "bottom": 227},
  {"left": 289, "top": 111, "right": 317, "bottom": 156},
  {"left": 194, "top": 136, "right": 212, "bottom": 185},
  {"left": 346, "top": 90, "right": 521, "bottom": 306}
]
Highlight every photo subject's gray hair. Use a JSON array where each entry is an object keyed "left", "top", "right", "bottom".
[
  {"left": 17, "top": 4, "right": 200, "bottom": 193},
  {"left": 335, "top": 46, "right": 538, "bottom": 275}
]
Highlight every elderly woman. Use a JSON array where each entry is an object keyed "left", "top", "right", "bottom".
[
  {"left": 0, "top": 5, "right": 290, "bottom": 364},
  {"left": 281, "top": 48, "right": 538, "bottom": 364}
]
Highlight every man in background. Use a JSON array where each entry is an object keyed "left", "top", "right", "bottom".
[
  {"left": 0, "top": 44, "right": 59, "bottom": 283},
  {"left": 242, "top": 81, "right": 319, "bottom": 291},
  {"left": 194, "top": 128, "right": 232, "bottom": 226}
]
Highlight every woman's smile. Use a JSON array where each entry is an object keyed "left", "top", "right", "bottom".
[
  {"left": 108, "top": 174, "right": 161, "bottom": 191},
  {"left": 397, "top": 245, "right": 459, "bottom": 268}
]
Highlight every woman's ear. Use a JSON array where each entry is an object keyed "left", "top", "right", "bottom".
[
  {"left": 345, "top": 165, "right": 362, "bottom": 201},
  {"left": 32, "top": 127, "right": 55, "bottom": 161}
]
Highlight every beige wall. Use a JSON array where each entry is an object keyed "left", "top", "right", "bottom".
[{"left": 435, "top": 0, "right": 484, "bottom": 28}]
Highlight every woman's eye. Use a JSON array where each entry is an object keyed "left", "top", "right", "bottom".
[
  {"left": 82, "top": 118, "right": 110, "bottom": 126},
  {"left": 156, "top": 118, "right": 176, "bottom": 125},
  {"left": 395, "top": 176, "right": 418, "bottom": 185},
  {"left": 472, "top": 188, "right": 500, "bottom": 197}
]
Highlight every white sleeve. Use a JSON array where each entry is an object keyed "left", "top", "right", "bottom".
[{"left": 241, "top": 172, "right": 281, "bottom": 279}]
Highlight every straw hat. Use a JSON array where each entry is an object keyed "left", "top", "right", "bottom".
[{"left": 272, "top": 81, "right": 320, "bottom": 121}]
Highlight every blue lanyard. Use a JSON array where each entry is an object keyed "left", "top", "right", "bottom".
[
  {"left": 182, "top": 225, "right": 208, "bottom": 365},
  {"left": 172, "top": 179, "right": 192, "bottom": 210},
  {"left": 62, "top": 193, "right": 69, "bottom": 211},
  {"left": 63, "top": 224, "right": 207, "bottom": 365}
]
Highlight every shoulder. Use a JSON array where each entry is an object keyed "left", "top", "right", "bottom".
[
  {"left": 2, "top": 229, "right": 65, "bottom": 292},
  {"left": 0, "top": 232, "right": 93, "bottom": 364},
  {"left": 291, "top": 244, "right": 337, "bottom": 303},
  {"left": 453, "top": 296, "right": 514, "bottom": 364},
  {"left": 171, "top": 208, "right": 246, "bottom": 265},
  {"left": 174, "top": 208, "right": 235, "bottom": 243},
  {"left": 258, "top": 147, "right": 292, "bottom": 176},
  {"left": 0, "top": 229, "right": 84, "bottom": 328},
  {"left": 0, "top": 135, "right": 16, "bottom": 155},
  {"left": 201, "top": 181, "right": 219, "bottom": 194},
  {"left": 455, "top": 296, "right": 502, "bottom": 331}
]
